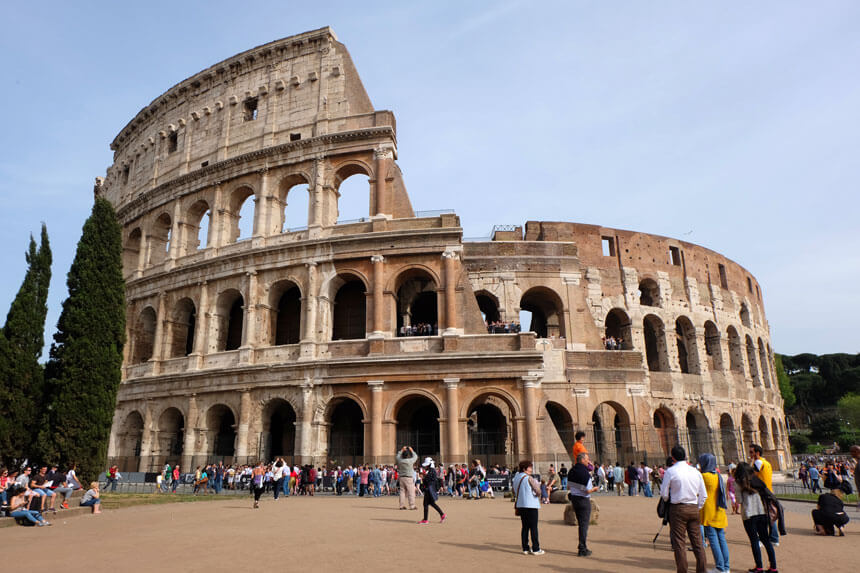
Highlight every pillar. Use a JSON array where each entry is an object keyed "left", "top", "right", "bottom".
[
  {"left": 370, "top": 255, "right": 385, "bottom": 337},
  {"left": 181, "top": 395, "right": 199, "bottom": 471},
  {"left": 138, "top": 401, "right": 154, "bottom": 472},
  {"left": 444, "top": 378, "right": 461, "bottom": 462},
  {"left": 300, "top": 263, "right": 318, "bottom": 361},
  {"left": 368, "top": 380, "right": 384, "bottom": 462},
  {"left": 442, "top": 248, "right": 460, "bottom": 335},
  {"left": 300, "top": 381, "right": 316, "bottom": 463},
  {"left": 253, "top": 168, "right": 271, "bottom": 238},
  {"left": 136, "top": 231, "right": 148, "bottom": 274},
  {"left": 168, "top": 201, "right": 183, "bottom": 262},
  {"left": 522, "top": 375, "right": 542, "bottom": 459},
  {"left": 373, "top": 147, "right": 393, "bottom": 218},
  {"left": 191, "top": 281, "right": 209, "bottom": 368},
  {"left": 151, "top": 292, "right": 168, "bottom": 369},
  {"left": 235, "top": 390, "right": 252, "bottom": 461},
  {"left": 309, "top": 158, "right": 325, "bottom": 230},
  {"left": 241, "top": 271, "right": 257, "bottom": 348}
]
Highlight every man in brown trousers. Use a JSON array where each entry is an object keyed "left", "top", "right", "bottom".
[{"left": 659, "top": 445, "right": 708, "bottom": 573}]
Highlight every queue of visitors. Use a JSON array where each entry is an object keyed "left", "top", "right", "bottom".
[
  {"left": 398, "top": 323, "right": 437, "bottom": 337},
  {"left": 485, "top": 320, "right": 521, "bottom": 334}
]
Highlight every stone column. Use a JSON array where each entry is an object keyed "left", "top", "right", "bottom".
[
  {"left": 300, "top": 263, "right": 318, "bottom": 361},
  {"left": 235, "top": 390, "right": 252, "bottom": 462},
  {"left": 181, "top": 395, "right": 199, "bottom": 471},
  {"left": 444, "top": 378, "right": 461, "bottom": 462},
  {"left": 136, "top": 231, "right": 148, "bottom": 275},
  {"left": 309, "top": 157, "right": 325, "bottom": 232},
  {"left": 151, "top": 292, "right": 168, "bottom": 374},
  {"left": 138, "top": 401, "right": 154, "bottom": 472},
  {"left": 442, "top": 248, "right": 460, "bottom": 335},
  {"left": 373, "top": 147, "right": 393, "bottom": 218},
  {"left": 522, "top": 375, "right": 542, "bottom": 459},
  {"left": 191, "top": 281, "right": 209, "bottom": 368},
  {"left": 300, "top": 381, "right": 316, "bottom": 464},
  {"left": 368, "top": 380, "right": 384, "bottom": 462},
  {"left": 254, "top": 168, "right": 271, "bottom": 238},
  {"left": 370, "top": 255, "right": 385, "bottom": 337}
]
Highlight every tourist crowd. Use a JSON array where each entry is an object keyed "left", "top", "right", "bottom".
[
  {"left": 397, "top": 323, "right": 438, "bottom": 337},
  {"left": 485, "top": 320, "right": 521, "bottom": 334},
  {"left": 0, "top": 462, "right": 103, "bottom": 526}
]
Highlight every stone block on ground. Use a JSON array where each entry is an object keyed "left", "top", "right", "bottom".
[
  {"left": 562, "top": 498, "right": 600, "bottom": 526},
  {"left": 549, "top": 489, "right": 568, "bottom": 504}
]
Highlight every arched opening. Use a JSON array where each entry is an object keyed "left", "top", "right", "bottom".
[
  {"left": 271, "top": 282, "right": 301, "bottom": 345},
  {"left": 467, "top": 400, "right": 510, "bottom": 467},
  {"left": 279, "top": 175, "right": 310, "bottom": 232},
  {"left": 519, "top": 287, "right": 565, "bottom": 339},
  {"left": 643, "top": 314, "right": 668, "bottom": 372},
  {"left": 475, "top": 291, "right": 501, "bottom": 327},
  {"left": 395, "top": 396, "right": 440, "bottom": 458},
  {"left": 592, "top": 402, "right": 633, "bottom": 464},
  {"left": 123, "top": 228, "right": 141, "bottom": 274},
  {"left": 745, "top": 335, "right": 760, "bottom": 385},
  {"left": 758, "top": 415, "right": 771, "bottom": 450},
  {"left": 263, "top": 399, "right": 296, "bottom": 461},
  {"left": 739, "top": 303, "right": 751, "bottom": 328},
  {"left": 118, "top": 411, "right": 144, "bottom": 462},
  {"left": 604, "top": 308, "right": 632, "bottom": 350},
  {"left": 704, "top": 321, "right": 723, "bottom": 371},
  {"left": 727, "top": 326, "right": 743, "bottom": 373},
  {"left": 741, "top": 413, "right": 756, "bottom": 453},
  {"left": 132, "top": 307, "right": 157, "bottom": 364},
  {"left": 148, "top": 213, "right": 172, "bottom": 266},
  {"left": 720, "top": 414, "right": 739, "bottom": 464},
  {"left": 335, "top": 166, "right": 371, "bottom": 224},
  {"left": 332, "top": 278, "right": 366, "bottom": 340},
  {"left": 545, "top": 401, "right": 576, "bottom": 455},
  {"left": 653, "top": 407, "right": 677, "bottom": 457},
  {"left": 685, "top": 409, "right": 711, "bottom": 461},
  {"left": 215, "top": 290, "right": 244, "bottom": 351},
  {"left": 675, "top": 316, "right": 700, "bottom": 374},
  {"left": 227, "top": 186, "right": 255, "bottom": 243},
  {"left": 638, "top": 278, "right": 660, "bottom": 307},
  {"left": 327, "top": 398, "right": 364, "bottom": 462},
  {"left": 157, "top": 407, "right": 184, "bottom": 462},
  {"left": 185, "top": 200, "right": 211, "bottom": 253},
  {"left": 771, "top": 418, "right": 780, "bottom": 452},
  {"left": 758, "top": 338, "right": 771, "bottom": 388},
  {"left": 169, "top": 298, "right": 196, "bottom": 358},
  {"left": 395, "top": 269, "right": 438, "bottom": 336},
  {"left": 207, "top": 404, "right": 236, "bottom": 458}
]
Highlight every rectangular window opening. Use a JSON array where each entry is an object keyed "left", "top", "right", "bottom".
[
  {"left": 168, "top": 131, "right": 178, "bottom": 153},
  {"left": 122, "top": 165, "right": 130, "bottom": 185},
  {"left": 756, "top": 285, "right": 761, "bottom": 301},
  {"left": 747, "top": 276, "right": 753, "bottom": 292},
  {"left": 669, "top": 246, "right": 681, "bottom": 266},
  {"left": 601, "top": 236, "right": 615, "bottom": 257},
  {"left": 290, "top": 132, "right": 301, "bottom": 141},
  {"left": 243, "top": 97, "right": 258, "bottom": 121},
  {"left": 201, "top": 161, "right": 209, "bottom": 168},
  {"left": 718, "top": 264, "right": 728, "bottom": 289}
]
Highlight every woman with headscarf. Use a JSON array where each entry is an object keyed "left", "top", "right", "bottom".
[
  {"left": 417, "top": 457, "right": 446, "bottom": 525},
  {"left": 698, "top": 453, "right": 730, "bottom": 573}
]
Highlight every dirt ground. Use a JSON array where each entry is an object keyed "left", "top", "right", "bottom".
[{"left": 3, "top": 492, "right": 855, "bottom": 572}]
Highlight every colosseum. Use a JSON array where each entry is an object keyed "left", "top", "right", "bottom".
[{"left": 100, "top": 27, "right": 788, "bottom": 474}]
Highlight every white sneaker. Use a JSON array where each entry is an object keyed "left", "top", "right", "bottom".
[{"left": 531, "top": 549, "right": 545, "bottom": 556}]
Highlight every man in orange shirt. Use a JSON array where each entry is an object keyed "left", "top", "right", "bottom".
[{"left": 572, "top": 431, "right": 588, "bottom": 461}]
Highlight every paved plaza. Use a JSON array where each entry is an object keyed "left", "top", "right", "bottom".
[{"left": 2, "top": 493, "right": 855, "bottom": 571}]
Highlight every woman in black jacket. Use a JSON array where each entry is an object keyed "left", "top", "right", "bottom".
[{"left": 418, "top": 457, "right": 445, "bottom": 524}]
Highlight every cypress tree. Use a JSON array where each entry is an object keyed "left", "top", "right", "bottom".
[
  {"left": 41, "top": 199, "right": 125, "bottom": 480},
  {"left": 0, "top": 225, "right": 52, "bottom": 467}
]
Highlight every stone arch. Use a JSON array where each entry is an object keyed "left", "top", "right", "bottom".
[
  {"left": 643, "top": 314, "right": 669, "bottom": 372},
  {"left": 278, "top": 173, "right": 311, "bottom": 232},
  {"left": 269, "top": 280, "right": 302, "bottom": 345},
  {"left": 675, "top": 316, "right": 700, "bottom": 374},
  {"left": 215, "top": 288, "right": 244, "bottom": 351},
  {"left": 758, "top": 415, "right": 772, "bottom": 450},
  {"left": 719, "top": 413, "right": 740, "bottom": 464},
  {"left": 475, "top": 290, "right": 501, "bottom": 325},
  {"left": 604, "top": 308, "right": 633, "bottom": 349},
  {"left": 123, "top": 227, "right": 142, "bottom": 274},
  {"left": 148, "top": 212, "right": 172, "bottom": 266},
  {"left": 132, "top": 306, "right": 157, "bottom": 364},
  {"left": 739, "top": 303, "right": 751, "bottom": 328},
  {"left": 117, "top": 410, "right": 144, "bottom": 460},
  {"left": 330, "top": 273, "right": 367, "bottom": 341},
  {"left": 168, "top": 297, "right": 196, "bottom": 358},
  {"left": 519, "top": 286, "right": 565, "bottom": 339},
  {"left": 727, "top": 326, "right": 743, "bottom": 373},
  {"left": 638, "top": 278, "right": 660, "bottom": 307},
  {"left": 226, "top": 184, "right": 256, "bottom": 242},
  {"left": 745, "top": 335, "right": 760, "bottom": 385},
  {"left": 770, "top": 417, "right": 780, "bottom": 451},
  {"left": 262, "top": 398, "right": 297, "bottom": 460},
  {"left": 206, "top": 404, "right": 237, "bottom": 458},
  {"left": 393, "top": 267, "right": 439, "bottom": 336},
  {"left": 393, "top": 393, "right": 441, "bottom": 458},
  {"left": 185, "top": 199, "right": 211, "bottom": 253},
  {"left": 652, "top": 406, "right": 678, "bottom": 457},
  {"left": 466, "top": 392, "right": 518, "bottom": 467},
  {"left": 592, "top": 401, "right": 634, "bottom": 464},
  {"left": 685, "top": 408, "right": 712, "bottom": 460},
  {"left": 703, "top": 321, "right": 723, "bottom": 371},
  {"left": 544, "top": 401, "right": 577, "bottom": 455},
  {"left": 758, "top": 337, "right": 771, "bottom": 388},
  {"left": 156, "top": 406, "right": 185, "bottom": 460},
  {"left": 325, "top": 396, "right": 365, "bottom": 461},
  {"left": 334, "top": 162, "right": 372, "bottom": 223}
]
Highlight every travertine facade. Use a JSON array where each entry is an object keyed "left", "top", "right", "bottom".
[{"left": 101, "top": 28, "right": 788, "bottom": 473}]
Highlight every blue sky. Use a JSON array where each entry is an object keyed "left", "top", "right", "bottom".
[{"left": 1, "top": 1, "right": 857, "bottom": 357}]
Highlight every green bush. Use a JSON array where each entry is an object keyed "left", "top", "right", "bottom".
[{"left": 789, "top": 433, "right": 811, "bottom": 454}]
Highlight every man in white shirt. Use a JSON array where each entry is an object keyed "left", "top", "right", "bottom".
[{"left": 659, "top": 446, "right": 708, "bottom": 573}]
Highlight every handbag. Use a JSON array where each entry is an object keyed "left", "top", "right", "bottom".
[{"left": 513, "top": 474, "right": 528, "bottom": 516}]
